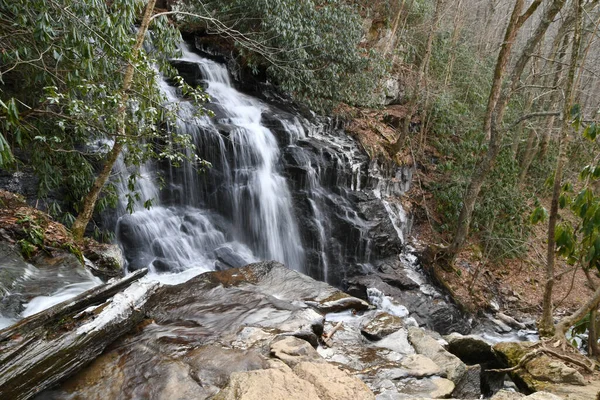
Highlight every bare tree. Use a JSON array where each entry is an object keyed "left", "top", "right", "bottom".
[
  {"left": 539, "top": 0, "right": 583, "bottom": 337},
  {"left": 442, "top": 0, "right": 556, "bottom": 264}
]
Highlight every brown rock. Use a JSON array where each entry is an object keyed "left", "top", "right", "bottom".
[
  {"left": 270, "top": 336, "right": 323, "bottom": 367},
  {"left": 214, "top": 367, "right": 321, "bottom": 400},
  {"left": 292, "top": 362, "right": 375, "bottom": 400}
]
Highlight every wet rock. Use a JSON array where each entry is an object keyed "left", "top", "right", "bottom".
[
  {"left": 374, "top": 329, "right": 415, "bottom": 356},
  {"left": 345, "top": 273, "right": 470, "bottom": 335},
  {"left": 387, "top": 376, "right": 455, "bottom": 399},
  {"left": 213, "top": 246, "right": 248, "bottom": 269},
  {"left": 170, "top": 60, "right": 205, "bottom": 86},
  {"left": 398, "top": 354, "right": 441, "bottom": 377},
  {"left": 408, "top": 326, "right": 466, "bottom": 383},
  {"left": 452, "top": 364, "right": 482, "bottom": 399},
  {"left": 361, "top": 312, "right": 403, "bottom": 340},
  {"left": 306, "top": 294, "right": 370, "bottom": 314},
  {"left": 293, "top": 362, "right": 375, "bottom": 400},
  {"left": 152, "top": 258, "right": 175, "bottom": 273},
  {"left": 82, "top": 242, "right": 124, "bottom": 280},
  {"left": 428, "top": 305, "right": 471, "bottom": 335},
  {"left": 270, "top": 336, "right": 323, "bottom": 367},
  {"left": 378, "top": 272, "right": 420, "bottom": 290},
  {"left": 0, "top": 242, "right": 30, "bottom": 297}
]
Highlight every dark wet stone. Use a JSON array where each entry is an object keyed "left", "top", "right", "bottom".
[{"left": 213, "top": 246, "right": 248, "bottom": 269}]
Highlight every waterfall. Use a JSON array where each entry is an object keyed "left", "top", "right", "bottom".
[
  {"left": 113, "top": 42, "right": 410, "bottom": 286},
  {"left": 116, "top": 44, "right": 305, "bottom": 281}
]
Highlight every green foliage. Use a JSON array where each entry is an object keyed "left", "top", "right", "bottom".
[
  {"left": 537, "top": 109, "right": 600, "bottom": 271},
  {"left": 422, "top": 25, "right": 530, "bottom": 260},
  {"left": 15, "top": 212, "right": 45, "bottom": 258},
  {"left": 178, "top": 0, "right": 388, "bottom": 110},
  {"left": 0, "top": 0, "right": 207, "bottom": 223}
]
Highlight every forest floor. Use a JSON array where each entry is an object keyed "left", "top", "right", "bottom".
[{"left": 407, "top": 167, "right": 599, "bottom": 322}]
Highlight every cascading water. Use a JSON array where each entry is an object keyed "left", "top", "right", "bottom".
[
  {"left": 116, "top": 44, "right": 307, "bottom": 281},
  {"left": 112, "top": 42, "right": 413, "bottom": 287}
]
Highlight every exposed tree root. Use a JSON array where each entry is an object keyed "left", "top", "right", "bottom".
[{"left": 487, "top": 341, "right": 596, "bottom": 374}]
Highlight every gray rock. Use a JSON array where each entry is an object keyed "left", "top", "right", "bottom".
[
  {"left": 393, "top": 376, "right": 455, "bottom": 399},
  {"left": 452, "top": 364, "right": 482, "bottom": 399},
  {"left": 446, "top": 332, "right": 496, "bottom": 365},
  {"left": 491, "top": 390, "right": 525, "bottom": 400},
  {"left": 375, "top": 329, "right": 416, "bottom": 356},
  {"left": 526, "top": 356, "right": 585, "bottom": 386},
  {"left": 408, "top": 326, "right": 466, "bottom": 383},
  {"left": 399, "top": 354, "right": 442, "bottom": 377}
]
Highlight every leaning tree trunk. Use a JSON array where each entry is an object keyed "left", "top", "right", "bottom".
[
  {"left": 554, "top": 285, "right": 600, "bottom": 342},
  {"left": 444, "top": 0, "right": 566, "bottom": 262},
  {"left": 539, "top": 0, "right": 582, "bottom": 337},
  {"left": 71, "top": 0, "right": 157, "bottom": 241}
]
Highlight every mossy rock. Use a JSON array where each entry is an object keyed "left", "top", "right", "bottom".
[{"left": 492, "top": 342, "right": 585, "bottom": 393}]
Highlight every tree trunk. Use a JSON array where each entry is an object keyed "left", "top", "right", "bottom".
[
  {"left": 589, "top": 308, "right": 600, "bottom": 357},
  {"left": 383, "top": 0, "right": 406, "bottom": 57},
  {"left": 443, "top": 0, "right": 526, "bottom": 260},
  {"left": 71, "top": 0, "right": 157, "bottom": 241},
  {"left": 540, "top": 0, "right": 582, "bottom": 337},
  {"left": 444, "top": 0, "right": 567, "bottom": 262},
  {"left": 444, "top": 0, "right": 464, "bottom": 86},
  {"left": 417, "top": 0, "right": 443, "bottom": 87}
]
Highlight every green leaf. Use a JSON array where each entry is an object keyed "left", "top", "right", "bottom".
[{"left": 530, "top": 206, "right": 548, "bottom": 224}]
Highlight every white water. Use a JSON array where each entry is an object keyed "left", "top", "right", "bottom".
[{"left": 113, "top": 44, "right": 304, "bottom": 280}]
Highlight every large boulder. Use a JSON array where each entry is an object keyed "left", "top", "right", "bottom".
[
  {"left": 293, "top": 362, "right": 375, "bottom": 400},
  {"left": 214, "top": 365, "right": 322, "bottom": 400},
  {"left": 452, "top": 364, "right": 482, "bottom": 399},
  {"left": 445, "top": 333, "right": 496, "bottom": 365}
]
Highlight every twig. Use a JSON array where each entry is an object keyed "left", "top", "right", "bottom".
[{"left": 322, "top": 321, "right": 343, "bottom": 347}]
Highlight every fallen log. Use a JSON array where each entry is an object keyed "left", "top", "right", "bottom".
[
  {"left": 0, "top": 269, "right": 156, "bottom": 400},
  {"left": 0, "top": 268, "right": 148, "bottom": 342}
]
